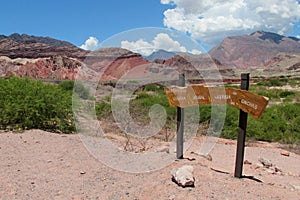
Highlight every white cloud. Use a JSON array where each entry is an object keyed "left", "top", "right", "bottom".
[
  {"left": 161, "top": 0, "right": 300, "bottom": 46},
  {"left": 80, "top": 36, "right": 99, "bottom": 50},
  {"left": 121, "top": 33, "right": 200, "bottom": 56},
  {"left": 161, "top": 0, "right": 171, "bottom": 4},
  {"left": 189, "top": 49, "right": 202, "bottom": 55},
  {"left": 297, "top": 35, "right": 300, "bottom": 39},
  {"left": 121, "top": 39, "right": 154, "bottom": 56},
  {"left": 153, "top": 33, "right": 187, "bottom": 53}
]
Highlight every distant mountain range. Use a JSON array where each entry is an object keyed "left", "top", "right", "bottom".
[
  {"left": 209, "top": 31, "right": 300, "bottom": 69},
  {"left": 0, "top": 31, "right": 300, "bottom": 80},
  {"left": 145, "top": 49, "right": 177, "bottom": 61}
]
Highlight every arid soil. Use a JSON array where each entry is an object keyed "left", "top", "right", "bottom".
[{"left": 0, "top": 129, "right": 299, "bottom": 200}]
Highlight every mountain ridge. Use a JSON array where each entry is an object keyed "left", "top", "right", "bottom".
[
  {"left": 145, "top": 49, "right": 177, "bottom": 61},
  {"left": 0, "top": 33, "right": 87, "bottom": 59},
  {"left": 0, "top": 33, "right": 75, "bottom": 47},
  {"left": 1, "top": 31, "right": 300, "bottom": 80},
  {"left": 209, "top": 31, "right": 300, "bottom": 69}
]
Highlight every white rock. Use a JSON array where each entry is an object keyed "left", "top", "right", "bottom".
[
  {"left": 171, "top": 165, "right": 195, "bottom": 187},
  {"left": 291, "top": 185, "right": 300, "bottom": 190},
  {"left": 258, "top": 157, "right": 273, "bottom": 168}
]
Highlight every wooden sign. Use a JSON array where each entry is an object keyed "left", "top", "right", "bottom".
[{"left": 164, "top": 85, "right": 269, "bottom": 119}]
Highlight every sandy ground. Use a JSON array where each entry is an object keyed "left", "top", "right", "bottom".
[{"left": 0, "top": 129, "right": 299, "bottom": 200}]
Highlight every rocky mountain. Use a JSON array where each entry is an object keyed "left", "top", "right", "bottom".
[
  {"left": 84, "top": 48, "right": 150, "bottom": 81},
  {"left": 153, "top": 53, "right": 236, "bottom": 80},
  {"left": 1, "top": 33, "right": 74, "bottom": 47},
  {"left": 254, "top": 53, "right": 300, "bottom": 77},
  {"left": 1, "top": 31, "right": 300, "bottom": 81},
  {"left": 209, "top": 31, "right": 300, "bottom": 69},
  {"left": 0, "top": 34, "right": 150, "bottom": 81},
  {"left": 0, "top": 33, "right": 87, "bottom": 59},
  {"left": 0, "top": 55, "right": 82, "bottom": 80},
  {"left": 146, "top": 49, "right": 176, "bottom": 61}
]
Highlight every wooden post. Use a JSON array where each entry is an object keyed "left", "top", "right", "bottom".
[
  {"left": 234, "top": 73, "right": 250, "bottom": 178},
  {"left": 176, "top": 73, "right": 185, "bottom": 159}
]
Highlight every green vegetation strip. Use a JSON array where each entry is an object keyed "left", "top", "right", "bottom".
[
  {"left": 1, "top": 78, "right": 299, "bottom": 145},
  {"left": 97, "top": 83, "right": 300, "bottom": 145}
]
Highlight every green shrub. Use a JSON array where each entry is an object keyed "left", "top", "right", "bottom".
[
  {"left": 279, "top": 91, "right": 295, "bottom": 98},
  {"left": 95, "top": 101, "right": 112, "bottom": 119},
  {"left": 59, "top": 80, "right": 74, "bottom": 91},
  {"left": 59, "top": 80, "right": 92, "bottom": 100},
  {"left": 257, "top": 79, "right": 286, "bottom": 87},
  {"left": 246, "top": 103, "right": 300, "bottom": 143},
  {"left": 0, "top": 77, "right": 75, "bottom": 133},
  {"left": 131, "top": 90, "right": 177, "bottom": 123},
  {"left": 269, "top": 79, "right": 282, "bottom": 86},
  {"left": 209, "top": 103, "right": 300, "bottom": 144},
  {"left": 144, "top": 84, "right": 161, "bottom": 92},
  {"left": 94, "top": 83, "right": 300, "bottom": 145}
]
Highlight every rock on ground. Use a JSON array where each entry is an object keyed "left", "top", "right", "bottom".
[{"left": 171, "top": 165, "right": 195, "bottom": 187}]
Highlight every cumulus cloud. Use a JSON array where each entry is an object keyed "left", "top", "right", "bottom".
[
  {"left": 80, "top": 36, "right": 99, "bottom": 50},
  {"left": 121, "top": 33, "right": 201, "bottom": 56},
  {"left": 161, "top": 0, "right": 300, "bottom": 46},
  {"left": 189, "top": 49, "right": 202, "bottom": 55},
  {"left": 121, "top": 39, "right": 154, "bottom": 56}
]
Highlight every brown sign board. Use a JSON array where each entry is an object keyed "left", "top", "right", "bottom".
[{"left": 164, "top": 85, "right": 269, "bottom": 119}]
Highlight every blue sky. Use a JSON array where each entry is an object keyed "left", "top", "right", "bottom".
[
  {"left": 1, "top": 0, "right": 171, "bottom": 47},
  {"left": 1, "top": 0, "right": 300, "bottom": 54}
]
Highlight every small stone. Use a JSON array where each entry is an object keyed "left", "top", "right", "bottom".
[
  {"left": 80, "top": 171, "right": 86, "bottom": 175},
  {"left": 255, "top": 163, "right": 264, "bottom": 168},
  {"left": 280, "top": 150, "right": 290, "bottom": 157},
  {"left": 205, "top": 154, "right": 212, "bottom": 161},
  {"left": 291, "top": 185, "right": 300, "bottom": 190},
  {"left": 258, "top": 157, "right": 272, "bottom": 168},
  {"left": 254, "top": 164, "right": 262, "bottom": 170},
  {"left": 171, "top": 165, "right": 195, "bottom": 187},
  {"left": 244, "top": 160, "right": 252, "bottom": 165},
  {"left": 274, "top": 166, "right": 282, "bottom": 173},
  {"left": 287, "top": 172, "right": 294, "bottom": 176},
  {"left": 266, "top": 168, "right": 275, "bottom": 174}
]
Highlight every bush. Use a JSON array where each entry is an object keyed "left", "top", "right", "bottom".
[
  {"left": 59, "top": 80, "right": 92, "bottom": 100},
  {"left": 131, "top": 90, "right": 177, "bottom": 123},
  {"left": 0, "top": 77, "right": 75, "bottom": 133},
  {"left": 209, "top": 103, "right": 300, "bottom": 144},
  {"left": 95, "top": 101, "right": 111, "bottom": 119},
  {"left": 94, "top": 83, "right": 300, "bottom": 145},
  {"left": 144, "top": 84, "right": 162, "bottom": 92},
  {"left": 74, "top": 83, "right": 91, "bottom": 100},
  {"left": 247, "top": 103, "right": 300, "bottom": 144},
  {"left": 279, "top": 91, "right": 295, "bottom": 98},
  {"left": 257, "top": 79, "right": 285, "bottom": 87},
  {"left": 59, "top": 80, "right": 74, "bottom": 91}
]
